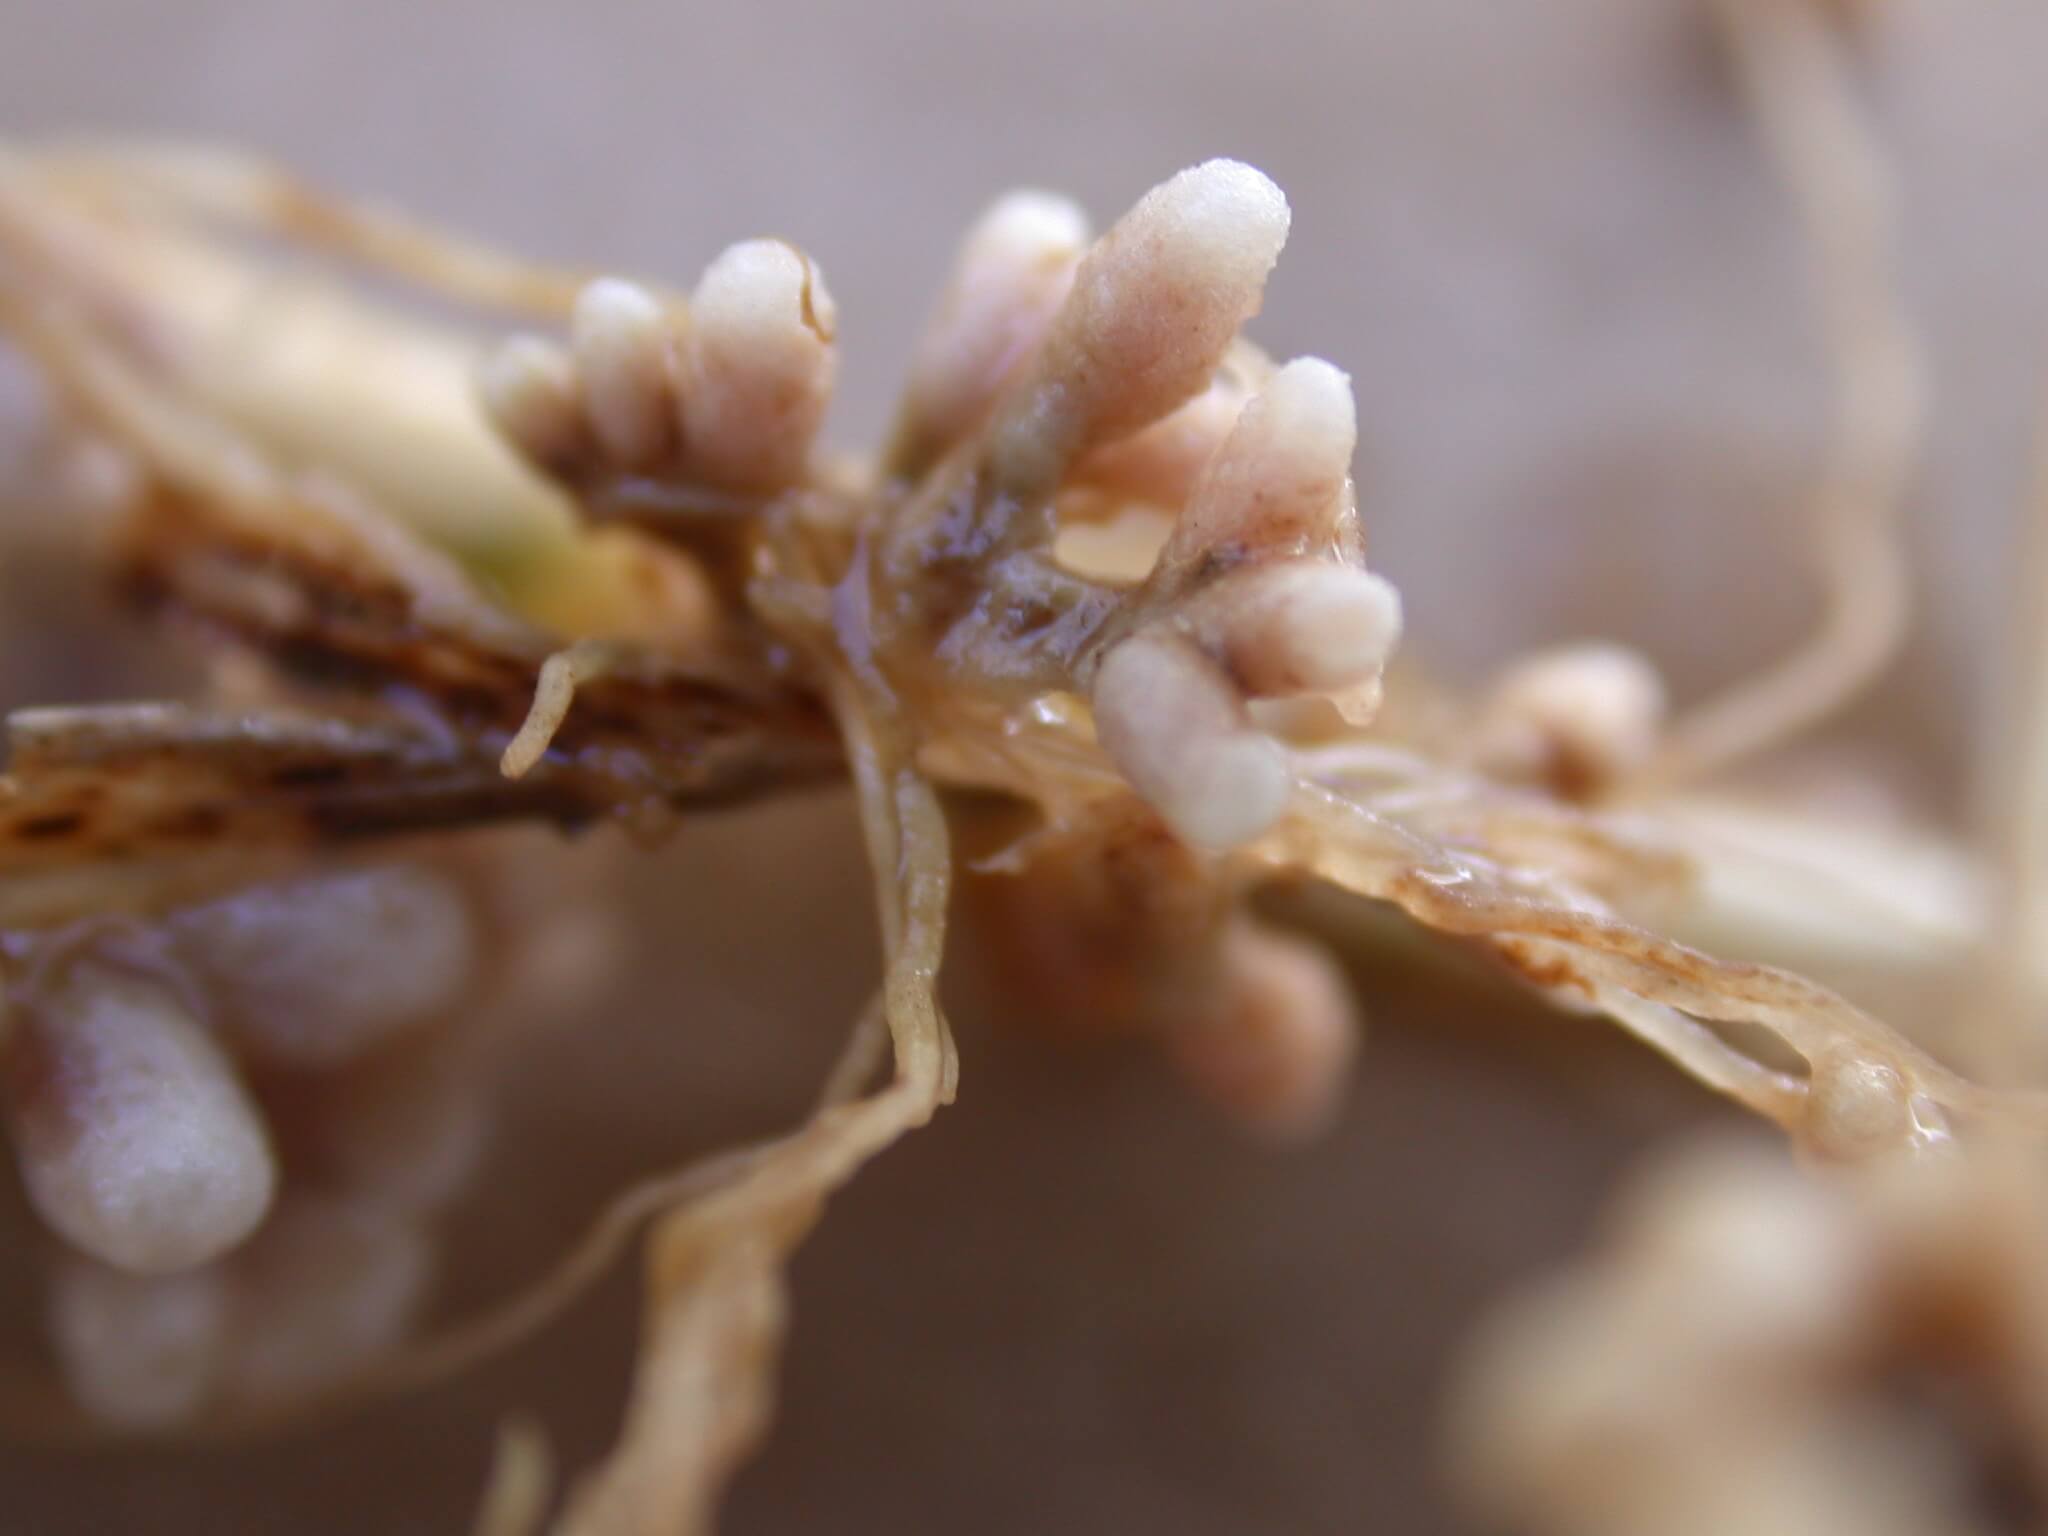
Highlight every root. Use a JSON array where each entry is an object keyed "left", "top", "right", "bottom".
[
  {"left": 1642, "top": 0, "right": 1923, "bottom": 790},
  {"left": 472, "top": 1419, "right": 555, "bottom": 1536},
  {"left": 33, "top": 140, "right": 590, "bottom": 318},
  {"left": 1965, "top": 388, "right": 2048, "bottom": 1070},
  {"left": 500, "top": 643, "right": 622, "bottom": 780},
  {"left": 548, "top": 670, "right": 954, "bottom": 1535},
  {"left": 1275, "top": 780, "right": 2009, "bottom": 1155},
  {"left": 350, "top": 994, "right": 892, "bottom": 1406}
]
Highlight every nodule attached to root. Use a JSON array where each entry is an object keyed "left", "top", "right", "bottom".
[
  {"left": 1165, "top": 920, "right": 1362, "bottom": 1138},
  {"left": 478, "top": 334, "right": 589, "bottom": 475},
  {"left": 572, "top": 277, "right": 679, "bottom": 472},
  {"left": 169, "top": 866, "right": 477, "bottom": 1069},
  {"left": 1092, "top": 630, "right": 1291, "bottom": 850},
  {"left": 5, "top": 964, "right": 276, "bottom": 1274},
  {"left": 1158, "top": 355, "right": 1359, "bottom": 577},
  {"left": 1086, "top": 355, "right": 1397, "bottom": 849},
  {"left": 680, "top": 239, "right": 838, "bottom": 491},
  {"left": 1471, "top": 644, "right": 1667, "bottom": 800},
  {"left": 990, "top": 159, "right": 1290, "bottom": 494},
  {"left": 893, "top": 190, "right": 1091, "bottom": 472},
  {"left": 482, "top": 241, "right": 837, "bottom": 496}
]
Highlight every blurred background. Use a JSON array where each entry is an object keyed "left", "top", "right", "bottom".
[{"left": 3, "top": 0, "right": 2046, "bottom": 1530}]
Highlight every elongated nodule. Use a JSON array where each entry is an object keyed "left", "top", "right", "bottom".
[
  {"left": 6, "top": 965, "right": 275, "bottom": 1274},
  {"left": 991, "top": 159, "right": 1290, "bottom": 493},
  {"left": 571, "top": 277, "right": 678, "bottom": 470},
  {"left": 894, "top": 190, "right": 1090, "bottom": 468},
  {"left": 1091, "top": 629, "right": 1289, "bottom": 849},
  {"left": 477, "top": 333, "right": 587, "bottom": 474},
  {"left": 680, "top": 238, "right": 837, "bottom": 490},
  {"left": 1161, "top": 356, "right": 1357, "bottom": 574},
  {"left": 169, "top": 866, "right": 476, "bottom": 1069}
]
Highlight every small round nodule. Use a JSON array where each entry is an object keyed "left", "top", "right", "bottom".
[
  {"left": 6, "top": 965, "right": 275, "bottom": 1274},
  {"left": 1472, "top": 644, "right": 1666, "bottom": 799},
  {"left": 1167, "top": 922, "right": 1360, "bottom": 1138},
  {"left": 1804, "top": 1048, "right": 1913, "bottom": 1160}
]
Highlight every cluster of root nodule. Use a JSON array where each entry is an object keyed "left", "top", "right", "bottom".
[
  {"left": 482, "top": 160, "right": 1407, "bottom": 1134},
  {"left": 0, "top": 832, "right": 618, "bottom": 1431},
  {"left": 0, "top": 124, "right": 2019, "bottom": 1533}
]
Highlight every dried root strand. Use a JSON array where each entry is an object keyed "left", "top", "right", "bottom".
[
  {"left": 32, "top": 140, "right": 593, "bottom": 317},
  {"left": 1642, "top": 0, "right": 1924, "bottom": 789},
  {"left": 550, "top": 672, "right": 954, "bottom": 1535},
  {"left": 1271, "top": 780, "right": 1986, "bottom": 1161}
]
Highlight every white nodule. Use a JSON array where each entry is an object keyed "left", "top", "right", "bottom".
[
  {"left": 681, "top": 238, "right": 837, "bottom": 489},
  {"left": 1166, "top": 355, "right": 1356, "bottom": 571},
  {"left": 571, "top": 277, "right": 676, "bottom": 470},
  {"left": 897, "top": 190, "right": 1089, "bottom": 460},
  {"left": 1279, "top": 567, "right": 1403, "bottom": 688},
  {"left": 1092, "top": 630, "right": 1290, "bottom": 849},
  {"left": 996, "top": 159, "right": 1291, "bottom": 482},
  {"left": 1142, "top": 159, "right": 1291, "bottom": 298},
  {"left": 1805, "top": 1049, "right": 1912, "bottom": 1160},
  {"left": 8, "top": 966, "right": 275, "bottom": 1274},
  {"left": 1215, "top": 563, "right": 1403, "bottom": 698},
  {"left": 171, "top": 866, "right": 476, "bottom": 1069},
  {"left": 1474, "top": 643, "right": 1668, "bottom": 791},
  {"left": 478, "top": 334, "right": 584, "bottom": 468}
]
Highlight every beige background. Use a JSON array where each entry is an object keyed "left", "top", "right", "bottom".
[{"left": 4, "top": 0, "right": 2046, "bottom": 1530}]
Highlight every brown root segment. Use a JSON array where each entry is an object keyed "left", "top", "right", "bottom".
[{"left": 0, "top": 37, "right": 2022, "bottom": 1532}]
